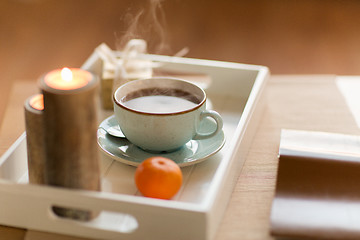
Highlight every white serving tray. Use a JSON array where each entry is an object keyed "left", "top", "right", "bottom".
[{"left": 0, "top": 52, "right": 269, "bottom": 240}]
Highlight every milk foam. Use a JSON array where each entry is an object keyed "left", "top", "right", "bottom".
[{"left": 123, "top": 95, "right": 198, "bottom": 113}]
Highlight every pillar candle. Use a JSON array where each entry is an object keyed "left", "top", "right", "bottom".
[
  {"left": 39, "top": 67, "right": 100, "bottom": 220},
  {"left": 24, "top": 94, "right": 45, "bottom": 184}
]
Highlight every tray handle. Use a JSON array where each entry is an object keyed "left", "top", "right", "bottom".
[{"left": 0, "top": 182, "right": 206, "bottom": 240}]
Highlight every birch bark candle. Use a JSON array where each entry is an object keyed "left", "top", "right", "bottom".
[
  {"left": 24, "top": 94, "right": 45, "bottom": 184},
  {"left": 39, "top": 67, "right": 100, "bottom": 220}
]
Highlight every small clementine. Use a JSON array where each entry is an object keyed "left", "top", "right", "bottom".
[{"left": 135, "top": 157, "right": 183, "bottom": 199}]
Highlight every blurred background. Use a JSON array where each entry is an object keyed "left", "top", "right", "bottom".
[
  {"left": 0, "top": 0, "right": 358, "bottom": 237},
  {"left": 1, "top": 0, "right": 360, "bottom": 82}
]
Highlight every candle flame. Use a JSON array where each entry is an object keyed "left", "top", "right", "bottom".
[
  {"left": 30, "top": 94, "right": 44, "bottom": 111},
  {"left": 61, "top": 67, "right": 73, "bottom": 82}
]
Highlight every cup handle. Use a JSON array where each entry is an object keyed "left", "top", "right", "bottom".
[{"left": 193, "top": 110, "right": 223, "bottom": 140}]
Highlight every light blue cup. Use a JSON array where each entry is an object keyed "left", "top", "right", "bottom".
[{"left": 113, "top": 77, "right": 223, "bottom": 152}]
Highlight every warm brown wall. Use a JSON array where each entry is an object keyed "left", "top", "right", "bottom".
[{"left": 1, "top": 0, "right": 360, "bottom": 84}]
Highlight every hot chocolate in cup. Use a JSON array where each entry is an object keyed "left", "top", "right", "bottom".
[{"left": 113, "top": 77, "right": 223, "bottom": 152}]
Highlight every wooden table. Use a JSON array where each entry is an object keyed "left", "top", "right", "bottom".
[{"left": 0, "top": 75, "right": 358, "bottom": 240}]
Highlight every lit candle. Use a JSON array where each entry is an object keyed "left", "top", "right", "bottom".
[
  {"left": 38, "top": 67, "right": 100, "bottom": 220},
  {"left": 24, "top": 94, "right": 45, "bottom": 184},
  {"left": 44, "top": 67, "right": 91, "bottom": 90},
  {"left": 29, "top": 93, "right": 44, "bottom": 110}
]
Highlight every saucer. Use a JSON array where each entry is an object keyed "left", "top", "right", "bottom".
[{"left": 97, "top": 115, "right": 225, "bottom": 167}]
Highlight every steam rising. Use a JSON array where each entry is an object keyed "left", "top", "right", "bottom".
[{"left": 116, "top": 0, "right": 170, "bottom": 55}]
